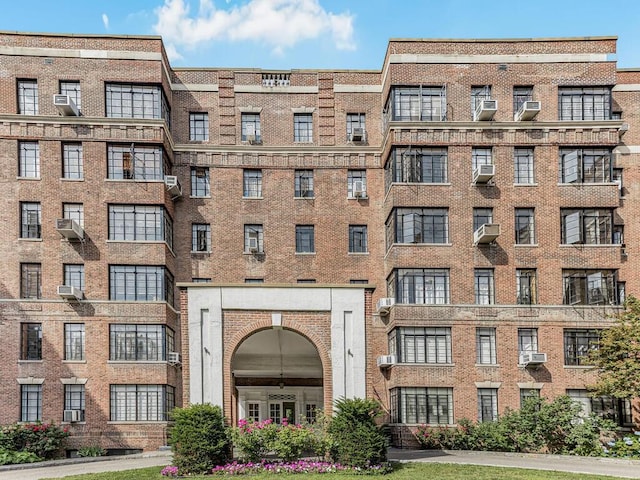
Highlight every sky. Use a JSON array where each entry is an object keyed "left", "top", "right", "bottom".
[{"left": 1, "top": 0, "right": 639, "bottom": 70}]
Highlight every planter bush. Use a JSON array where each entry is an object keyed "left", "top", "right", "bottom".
[{"left": 0, "top": 422, "right": 69, "bottom": 460}]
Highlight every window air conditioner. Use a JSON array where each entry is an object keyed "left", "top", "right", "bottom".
[
  {"left": 248, "top": 237, "right": 260, "bottom": 253},
  {"left": 58, "top": 285, "right": 84, "bottom": 300},
  {"left": 474, "top": 223, "right": 500, "bottom": 245},
  {"left": 376, "top": 297, "right": 395, "bottom": 315},
  {"left": 164, "top": 176, "right": 182, "bottom": 198},
  {"left": 474, "top": 99, "right": 497, "bottom": 121},
  {"left": 53, "top": 94, "right": 79, "bottom": 116},
  {"left": 353, "top": 180, "right": 366, "bottom": 198},
  {"left": 376, "top": 354, "right": 396, "bottom": 368},
  {"left": 349, "top": 127, "right": 365, "bottom": 142},
  {"left": 472, "top": 164, "right": 495, "bottom": 184},
  {"left": 515, "top": 101, "right": 541, "bottom": 121},
  {"left": 63, "top": 409, "right": 83, "bottom": 423},
  {"left": 55, "top": 218, "right": 84, "bottom": 240},
  {"left": 167, "top": 352, "right": 181, "bottom": 365},
  {"left": 519, "top": 352, "right": 547, "bottom": 366}
]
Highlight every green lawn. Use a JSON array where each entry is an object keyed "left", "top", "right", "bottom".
[{"left": 43, "top": 463, "right": 628, "bottom": 480}]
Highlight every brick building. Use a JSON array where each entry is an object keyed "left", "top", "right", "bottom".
[{"left": 0, "top": 31, "right": 638, "bottom": 453}]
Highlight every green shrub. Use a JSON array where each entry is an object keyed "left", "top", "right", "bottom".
[
  {"left": 0, "top": 447, "right": 41, "bottom": 465},
  {"left": 77, "top": 445, "right": 106, "bottom": 457},
  {"left": 327, "top": 397, "right": 387, "bottom": 468},
  {"left": 231, "top": 418, "right": 279, "bottom": 462},
  {"left": 603, "top": 432, "right": 640, "bottom": 458},
  {"left": 169, "top": 404, "right": 231, "bottom": 475},
  {"left": 272, "top": 419, "right": 321, "bottom": 462},
  {"left": 0, "top": 422, "right": 69, "bottom": 459}
]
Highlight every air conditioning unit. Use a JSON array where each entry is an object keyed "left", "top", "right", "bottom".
[
  {"left": 53, "top": 94, "right": 79, "bottom": 116},
  {"left": 248, "top": 237, "right": 260, "bottom": 253},
  {"left": 474, "top": 223, "right": 500, "bottom": 245},
  {"left": 376, "top": 297, "right": 395, "bottom": 315},
  {"left": 58, "top": 285, "right": 84, "bottom": 300},
  {"left": 376, "top": 355, "right": 396, "bottom": 368},
  {"left": 519, "top": 352, "right": 547, "bottom": 367},
  {"left": 63, "top": 409, "right": 83, "bottom": 423},
  {"left": 474, "top": 99, "right": 497, "bottom": 121},
  {"left": 472, "top": 164, "right": 495, "bottom": 184},
  {"left": 55, "top": 218, "right": 84, "bottom": 240},
  {"left": 353, "top": 180, "right": 366, "bottom": 198},
  {"left": 349, "top": 127, "right": 365, "bottom": 142},
  {"left": 164, "top": 176, "right": 182, "bottom": 198},
  {"left": 168, "top": 352, "right": 181, "bottom": 365},
  {"left": 515, "top": 100, "right": 541, "bottom": 121}
]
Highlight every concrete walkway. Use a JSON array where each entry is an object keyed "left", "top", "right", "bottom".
[{"left": 1, "top": 448, "right": 640, "bottom": 479}]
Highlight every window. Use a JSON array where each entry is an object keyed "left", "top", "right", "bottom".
[
  {"left": 245, "top": 278, "right": 264, "bottom": 284},
  {"left": 64, "top": 385, "right": 85, "bottom": 421},
  {"left": 297, "top": 279, "right": 316, "bottom": 284},
  {"left": 387, "top": 86, "right": 446, "bottom": 121},
  {"left": 514, "top": 148, "right": 534, "bottom": 184},
  {"left": 19, "top": 141, "right": 40, "bottom": 178},
  {"left": 108, "top": 205, "right": 173, "bottom": 248},
  {"left": 305, "top": 404, "right": 317, "bottom": 423},
  {"left": 561, "top": 209, "right": 613, "bottom": 245},
  {"left": 476, "top": 328, "right": 497, "bottom": 364},
  {"left": 21, "top": 323, "right": 42, "bottom": 360},
  {"left": 189, "top": 112, "right": 209, "bottom": 141},
  {"left": 347, "top": 170, "right": 367, "bottom": 198},
  {"left": 270, "top": 403, "right": 281, "bottom": 424},
  {"left": 295, "top": 225, "right": 315, "bottom": 253},
  {"left": 346, "top": 113, "right": 366, "bottom": 140},
  {"left": 243, "top": 169, "right": 262, "bottom": 197},
  {"left": 478, "top": 388, "right": 498, "bottom": 422},
  {"left": 63, "top": 203, "right": 84, "bottom": 227},
  {"left": 520, "top": 388, "right": 540, "bottom": 409},
  {"left": 294, "top": 170, "right": 314, "bottom": 198},
  {"left": 21, "top": 385, "right": 42, "bottom": 422},
  {"left": 244, "top": 224, "right": 264, "bottom": 253},
  {"left": 60, "top": 81, "right": 81, "bottom": 110},
  {"left": 62, "top": 143, "right": 83, "bottom": 179},
  {"left": 518, "top": 328, "right": 538, "bottom": 354},
  {"left": 64, "top": 264, "right": 85, "bottom": 291},
  {"left": 513, "top": 86, "right": 533, "bottom": 115},
  {"left": 110, "top": 385, "right": 175, "bottom": 421},
  {"left": 563, "top": 269, "right": 618, "bottom": 305},
  {"left": 559, "top": 148, "right": 612, "bottom": 183},
  {"left": 350, "top": 279, "right": 368, "bottom": 284},
  {"left": 105, "top": 83, "right": 170, "bottom": 125},
  {"left": 559, "top": 87, "right": 611, "bottom": 121},
  {"left": 247, "top": 403, "right": 260, "bottom": 422},
  {"left": 21, "top": 263, "right": 41, "bottom": 299},
  {"left": 193, "top": 278, "right": 212, "bottom": 283},
  {"left": 515, "top": 208, "right": 535, "bottom": 244},
  {"left": 110, "top": 324, "right": 174, "bottom": 361},
  {"left": 192, "top": 224, "right": 211, "bottom": 252},
  {"left": 389, "top": 327, "right": 452, "bottom": 364},
  {"left": 475, "top": 269, "right": 495, "bottom": 305},
  {"left": 20, "top": 202, "right": 41, "bottom": 239},
  {"left": 107, "top": 144, "right": 166, "bottom": 180},
  {"left": 472, "top": 147, "right": 492, "bottom": 171},
  {"left": 387, "top": 208, "right": 448, "bottom": 246},
  {"left": 516, "top": 269, "right": 537, "bottom": 305},
  {"left": 564, "top": 329, "right": 600, "bottom": 365},
  {"left": 294, "top": 113, "right": 313, "bottom": 142},
  {"left": 390, "top": 387, "right": 453, "bottom": 425},
  {"left": 191, "top": 167, "right": 210, "bottom": 197},
  {"left": 567, "top": 389, "right": 633, "bottom": 427},
  {"left": 348, "top": 225, "right": 368, "bottom": 253},
  {"left": 109, "top": 265, "right": 174, "bottom": 304},
  {"left": 387, "top": 147, "right": 447, "bottom": 184},
  {"left": 65, "top": 324, "right": 85, "bottom": 361},
  {"left": 473, "top": 208, "right": 493, "bottom": 232},
  {"left": 389, "top": 268, "right": 449, "bottom": 304},
  {"left": 18, "top": 79, "right": 38, "bottom": 115},
  {"left": 241, "top": 113, "right": 261, "bottom": 142},
  {"left": 471, "top": 85, "right": 492, "bottom": 116}
]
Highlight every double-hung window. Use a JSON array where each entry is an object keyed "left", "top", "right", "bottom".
[
  {"left": 241, "top": 113, "right": 261, "bottom": 143},
  {"left": 105, "top": 83, "right": 170, "bottom": 125},
  {"left": 514, "top": 148, "right": 534, "bottom": 184},
  {"left": 191, "top": 167, "right": 210, "bottom": 197},
  {"left": 388, "top": 86, "right": 446, "bottom": 121},
  {"left": 389, "top": 327, "right": 452, "bottom": 364},
  {"left": 559, "top": 148, "right": 612, "bottom": 183},
  {"left": 21, "top": 323, "right": 42, "bottom": 360},
  {"left": 348, "top": 225, "right": 368, "bottom": 253},
  {"left": 109, "top": 205, "right": 173, "bottom": 248},
  {"left": 110, "top": 385, "right": 175, "bottom": 421},
  {"left": 515, "top": 208, "right": 535, "bottom": 244},
  {"left": 558, "top": 87, "right": 611, "bottom": 120},
  {"left": 243, "top": 169, "right": 262, "bottom": 197},
  {"left": 62, "top": 143, "right": 83, "bottom": 179},
  {"left": 564, "top": 329, "right": 600, "bottom": 365},
  {"left": 110, "top": 324, "right": 174, "bottom": 361},
  {"left": 18, "top": 79, "right": 38, "bottom": 115},
  {"left": 294, "top": 170, "right": 314, "bottom": 198},
  {"left": 563, "top": 269, "right": 618, "bottom": 305},
  {"left": 294, "top": 113, "right": 313, "bottom": 142},
  {"left": 476, "top": 328, "right": 497, "bottom": 364},
  {"left": 388, "top": 147, "right": 448, "bottom": 184},
  {"left": 561, "top": 209, "right": 613, "bottom": 244},
  {"left": 109, "top": 265, "right": 174, "bottom": 304},
  {"left": 21, "top": 263, "right": 41, "bottom": 299},
  {"left": 192, "top": 224, "right": 211, "bottom": 252},
  {"left": 390, "top": 387, "right": 453, "bottom": 425},
  {"left": 390, "top": 268, "right": 449, "bottom": 305},
  {"left": 295, "top": 225, "right": 315, "bottom": 253},
  {"left": 19, "top": 141, "right": 40, "bottom": 178},
  {"left": 65, "top": 324, "right": 85, "bottom": 361},
  {"left": 474, "top": 269, "right": 495, "bottom": 305},
  {"left": 516, "top": 269, "right": 537, "bottom": 305},
  {"left": 189, "top": 113, "right": 209, "bottom": 141},
  {"left": 387, "top": 208, "right": 448, "bottom": 245},
  {"left": 20, "top": 202, "right": 41, "bottom": 239},
  {"left": 107, "top": 144, "right": 165, "bottom": 180}
]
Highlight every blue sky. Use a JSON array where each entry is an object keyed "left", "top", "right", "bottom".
[{"left": 1, "top": 0, "right": 639, "bottom": 70}]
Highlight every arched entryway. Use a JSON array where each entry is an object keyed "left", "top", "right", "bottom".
[{"left": 232, "top": 328, "right": 323, "bottom": 424}]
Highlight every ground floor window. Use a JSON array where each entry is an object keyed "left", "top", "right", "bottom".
[
  {"left": 567, "top": 389, "right": 633, "bottom": 427},
  {"left": 21, "top": 384, "right": 42, "bottom": 422},
  {"left": 305, "top": 403, "right": 317, "bottom": 423},
  {"left": 247, "top": 403, "right": 260, "bottom": 422},
  {"left": 390, "top": 387, "right": 453, "bottom": 425},
  {"left": 110, "top": 384, "right": 174, "bottom": 421},
  {"left": 478, "top": 388, "right": 498, "bottom": 422}
]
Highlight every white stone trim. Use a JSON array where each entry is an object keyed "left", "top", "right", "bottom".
[
  {"left": 612, "top": 84, "right": 640, "bottom": 91},
  {"left": 475, "top": 381, "right": 502, "bottom": 389},
  {"left": 172, "top": 83, "right": 219, "bottom": 92},
  {"left": 334, "top": 85, "right": 383, "bottom": 93},
  {"left": 614, "top": 145, "right": 640, "bottom": 154},
  {"left": 238, "top": 106, "right": 263, "bottom": 113},
  {"left": 60, "top": 377, "right": 88, "bottom": 385},
  {"left": 388, "top": 53, "right": 612, "bottom": 65},
  {"left": 234, "top": 85, "right": 318, "bottom": 94},
  {"left": 517, "top": 382, "right": 544, "bottom": 390},
  {"left": 291, "top": 107, "right": 316, "bottom": 114},
  {"left": 17, "top": 377, "right": 44, "bottom": 385}
]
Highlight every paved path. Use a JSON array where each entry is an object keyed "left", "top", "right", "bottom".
[{"left": 1, "top": 448, "right": 640, "bottom": 479}]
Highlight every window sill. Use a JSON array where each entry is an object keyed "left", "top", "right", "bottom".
[
  {"left": 558, "top": 182, "right": 618, "bottom": 187},
  {"left": 62, "top": 360, "right": 87, "bottom": 364},
  {"left": 559, "top": 243, "right": 621, "bottom": 248},
  {"left": 390, "top": 182, "right": 452, "bottom": 186},
  {"left": 295, "top": 252, "right": 316, "bottom": 256},
  {"left": 17, "top": 176, "right": 41, "bottom": 181},
  {"left": 348, "top": 252, "right": 369, "bottom": 255},
  {"left": 107, "top": 360, "right": 169, "bottom": 365},
  {"left": 514, "top": 183, "right": 538, "bottom": 187},
  {"left": 348, "top": 195, "right": 368, "bottom": 200},
  {"left": 244, "top": 251, "right": 265, "bottom": 255},
  {"left": 514, "top": 243, "right": 539, "bottom": 247},
  {"left": 396, "top": 362, "right": 455, "bottom": 367},
  {"left": 475, "top": 363, "right": 500, "bottom": 367},
  {"left": 243, "top": 196, "right": 263, "bottom": 200},
  {"left": 18, "top": 360, "right": 43, "bottom": 364},
  {"left": 189, "top": 195, "right": 211, "bottom": 199},
  {"left": 104, "top": 178, "right": 164, "bottom": 183},
  {"left": 391, "top": 242, "right": 452, "bottom": 247},
  {"left": 563, "top": 365, "right": 594, "bottom": 369},
  {"left": 191, "top": 250, "right": 211, "bottom": 255},
  {"left": 107, "top": 421, "right": 169, "bottom": 425},
  {"left": 60, "top": 178, "right": 85, "bottom": 182},
  {"left": 294, "top": 196, "right": 315, "bottom": 200},
  {"left": 18, "top": 238, "right": 43, "bottom": 242},
  {"left": 62, "top": 421, "right": 86, "bottom": 425}
]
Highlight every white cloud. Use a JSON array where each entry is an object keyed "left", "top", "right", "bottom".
[
  {"left": 102, "top": 13, "right": 110, "bottom": 30},
  {"left": 153, "top": 0, "right": 356, "bottom": 58}
]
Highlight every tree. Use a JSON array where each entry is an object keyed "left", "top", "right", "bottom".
[{"left": 587, "top": 295, "right": 640, "bottom": 401}]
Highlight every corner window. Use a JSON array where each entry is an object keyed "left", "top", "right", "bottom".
[
  {"left": 189, "top": 112, "right": 209, "bottom": 141},
  {"left": 110, "top": 385, "right": 174, "bottom": 421},
  {"left": 110, "top": 324, "right": 174, "bottom": 361},
  {"left": 563, "top": 269, "right": 618, "bottom": 305},
  {"left": 387, "top": 147, "right": 447, "bottom": 184},
  {"left": 387, "top": 86, "right": 446, "bottom": 121},
  {"left": 109, "top": 265, "right": 174, "bottom": 304},
  {"left": 107, "top": 144, "right": 166, "bottom": 180},
  {"left": 559, "top": 87, "right": 611, "bottom": 120},
  {"left": 561, "top": 209, "right": 613, "bottom": 244},
  {"left": 108, "top": 205, "right": 173, "bottom": 248},
  {"left": 390, "top": 268, "right": 449, "bottom": 305},
  {"left": 105, "top": 83, "right": 170, "bottom": 126},
  {"left": 390, "top": 327, "right": 452, "bottom": 364},
  {"left": 559, "top": 148, "right": 612, "bottom": 183},
  {"left": 387, "top": 208, "right": 448, "bottom": 246},
  {"left": 390, "top": 387, "right": 453, "bottom": 425}
]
